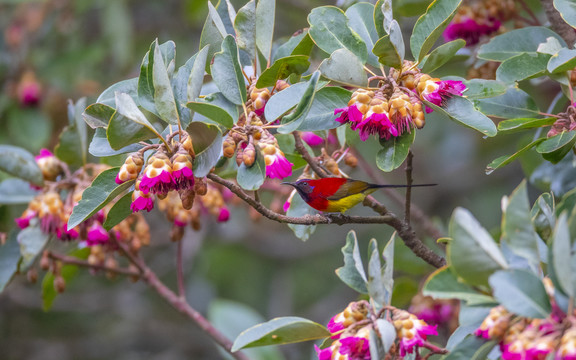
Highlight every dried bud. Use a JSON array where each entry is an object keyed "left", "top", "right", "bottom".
[
  {"left": 54, "top": 275, "right": 66, "bottom": 293},
  {"left": 27, "top": 267, "right": 38, "bottom": 283},
  {"left": 194, "top": 177, "right": 208, "bottom": 196},
  {"left": 236, "top": 146, "right": 245, "bottom": 167},
  {"left": 223, "top": 136, "right": 237, "bottom": 158},
  {"left": 243, "top": 143, "right": 256, "bottom": 167},
  {"left": 275, "top": 80, "right": 290, "bottom": 91},
  {"left": 344, "top": 153, "right": 358, "bottom": 168},
  {"left": 40, "top": 250, "right": 51, "bottom": 270},
  {"left": 171, "top": 225, "right": 185, "bottom": 242},
  {"left": 179, "top": 187, "right": 196, "bottom": 210},
  {"left": 324, "top": 157, "right": 340, "bottom": 176}
]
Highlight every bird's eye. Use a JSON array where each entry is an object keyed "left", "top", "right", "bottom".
[{"left": 302, "top": 181, "right": 308, "bottom": 186}]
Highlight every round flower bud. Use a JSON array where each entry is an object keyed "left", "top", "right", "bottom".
[
  {"left": 344, "top": 153, "right": 358, "bottom": 168},
  {"left": 243, "top": 143, "right": 256, "bottom": 167},
  {"left": 223, "top": 136, "right": 237, "bottom": 158}
]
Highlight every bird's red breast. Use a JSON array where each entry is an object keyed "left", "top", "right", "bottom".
[{"left": 305, "top": 178, "right": 348, "bottom": 197}]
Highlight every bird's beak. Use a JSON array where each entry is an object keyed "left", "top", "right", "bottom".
[{"left": 281, "top": 182, "right": 296, "bottom": 188}]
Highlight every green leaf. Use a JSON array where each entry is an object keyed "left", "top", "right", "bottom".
[
  {"left": 462, "top": 79, "right": 507, "bottom": 100},
  {"left": 307, "top": 6, "right": 368, "bottom": 64},
  {"left": 489, "top": 269, "right": 552, "bottom": 318},
  {"left": 277, "top": 71, "right": 320, "bottom": 134},
  {"left": 374, "top": 0, "right": 393, "bottom": 38},
  {"left": 548, "top": 48, "right": 576, "bottom": 73},
  {"left": 89, "top": 128, "right": 144, "bottom": 157},
  {"left": 138, "top": 40, "right": 158, "bottom": 115},
  {"left": 319, "top": 48, "right": 368, "bottom": 87},
  {"left": 552, "top": 213, "right": 573, "bottom": 296},
  {"left": 335, "top": 230, "right": 368, "bottom": 293},
  {"left": 211, "top": 35, "right": 247, "bottom": 105},
  {"left": 394, "top": 0, "right": 430, "bottom": 17},
  {"left": 376, "top": 319, "right": 396, "bottom": 353},
  {"left": 297, "top": 87, "right": 352, "bottom": 131},
  {"left": 68, "top": 167, "right": 134, "bottom": 229},
  {"left": 448, "top": 208, "right": 508, "bottom": 287},
  {"left": 0, "top": 145, "right": 43, "bottom": 186},
  {"left": 382, "top": 234, "right": 394, "bottom": 305},
  {"left": 346, "top": 2, "right": 380, "bottom": 67},
  {"left": 376, "top": 130, "right": 415, "bottom": 172},
  {"left": 273, "top": 30, "right": 314, "bottom": 61},
  {"left": 537, "top": 36, "right": 564, "bottom": 55},
  {"left": 536, "top": 130, "right": 576, "bottom": 154},
  {"left": 0, "top": 178, "right": 38, "bottom": 204},
  {"left": 103, "top": 191, "right": 133, "bottom": 231},
  {"left": 237, "top": 146, "right": 266, "bottom": 191},
  {"left": 255, "top": 0, "right": 275, "bottom": 61},
  {"left": 68, "top": 98, "right": 88, "bottom": 165},
  {"left": 474, "top": 87, "right": 541, "bottom": 119},
  {"left": 485, "top": 138, "right": 545, "bottom": 174},
  {"left": 0, "top": 231, "right": 22, "bottom": 293},
  {"left": 107, "top": 111, "right": 156, "bottom": 151},
  {"left": 151, "top": 40, "right": 180, "bottom": 125},
  {"left": 286, "top": 191, "right": 318, "bottom": 242},
  {"left": 42, "top": 247, "right": 90, "bottom": 311},
  {"left": 372, "top": 21, "right": 405, "bottom": 69},
  {"left": 497, "top": 117, "right": 556, "bottom": 133},
  {"left": 501, "top": 181, "right": 541, "bottom": 266},
  {"left": 97, "top": 78, "right": 138, "bottom": 107},
  {"left": 264, "top": 82, "right": 309, "bottom": 122},
  {"left": 234, "top": 0, "right": 256, "bottom": 57},
  {"left": 83, "top": 103, "right": 115, "bottom": 129},
  {"left": 173, "top": 46, "right": 209, "bottom": 127},
  {"left": 444, "top": 335, "right": 496, "bottom": 360},
  {"left": 410, "top": 0, "right": 461, "bottom": 62},
  {"left": 115, "top": 92, "right": 159, "bottom": 134},
  {"left": 423, "top": 266, "right": 495, "bottom": 304},
  {"left": 425, "top": 96, "right": 497, "bottom": 137},
  {"left": 554, "top": 0, "right": 576, "bottom": 28},
  {"left": 18, "top": 226, "right": 50, "bottom": 271},
  {"left": 187, "top": 122, "right": 224, "bottom": 177},
  {"left": 232, "top": 316, "right": 330, "bottom": 350},
  {"left": 186, "top": 101, "right": 234, "bottom": 129},
  {"left": 531, "top": 193, "right": 555, "bottom": 242},
  {"left": 477, "top": 27, "right": 566, "bottom": 61},
  {"left": 420, "top": 39, "right": 466, "bottom": 73},
  {"left": 55, "top": 125, "right": 83, "bottom": 167},
  {"left": 200, "top": 1, "right": 228, "bottom": 74},
  {"left": 496, "top": 52, "right": 551, "bottom": 84},
  {"left": 256, "top": 55, "right": 310, "bottom": 88},
  {"left": 367, "top": 239, "right": 386, "bottom": 309}
]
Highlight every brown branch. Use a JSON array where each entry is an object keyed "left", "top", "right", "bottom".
[
  {"left": 109, "top": 237, "right": 250, "bottom": 360},
  {"left": 208, "top": 173, "right": 446, "bottom": 268},
  {"left": 542, "top": 0, "right": 576, "bottom": 46},
  {"left": 293, "top": 131, "right": 330, "bottom": 178},
  {"left": 47, "top": 252, "right": 139, "bottom": 277},
  {"left": 404, "top": 151, "right": 414, "bottom": 224},
  {"left": 176, "top": 239, "right": 186, "bottom": 299}
]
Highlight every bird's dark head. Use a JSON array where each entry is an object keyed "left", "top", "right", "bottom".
[{"left": 281, "top": 179, "right": 316, "bottom": 201}]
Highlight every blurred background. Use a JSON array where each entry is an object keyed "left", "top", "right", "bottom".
[{"left": 0, "top": 0, "right": 543, "bottom": 359}]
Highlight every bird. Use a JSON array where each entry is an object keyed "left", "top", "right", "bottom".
[{"left": 282, "top": 178, "right": 436, "bottom": 213}]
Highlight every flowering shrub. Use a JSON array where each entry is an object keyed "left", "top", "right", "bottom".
[{"left": 2, "top": 0, "right": 576, "bottom": 358}]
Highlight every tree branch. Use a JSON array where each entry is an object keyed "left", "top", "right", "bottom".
[
  {"left": 293, "top": 131, "right": 330, "bottom": 178},
  {"left": 176, "top": 239, "right": 186, "bottom": 299},
  {"left": 404, "top": 151, "right": 413, "bottom": 224},
  {"left": 47, "top": 251, "right": 139, "bottom": 277},
  {"left": 542, "top": 0, "right": 576, "bottom": 46}
]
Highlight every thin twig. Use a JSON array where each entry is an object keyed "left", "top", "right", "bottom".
[
  {"left": 404, "top": 151, "right": 414, "bottom": 225},
  {"left": 47, "top": 252, "right": 139, "bottom": 277},
  {"left": 176, "top": 239, "right": 186, "bottom": 299},
  {"left": 293, "top": 131, "right": 330, "bottom": 177}
]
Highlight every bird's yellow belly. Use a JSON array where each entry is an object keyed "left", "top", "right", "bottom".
[{"left": 323, "top": 194, "right": 366, "bottom": 213}]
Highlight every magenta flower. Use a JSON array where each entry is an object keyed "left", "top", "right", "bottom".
[
  {"left": 397, "top": 318, "right": 438, "bottom": 357},
  {"left": 339, "top": 336, "right": 371, "bottom": 360},
  {"left": 356, "top": 111, "right": 398, "bottom": 141},
  {"left": 40, "top": 214, "right": 61, "bottom": 234},
  {"left": 131, "top": 189, "right": 155, "bottom": 212},
  {"left": 19, "top": 81, "right": 41, "bottom": 107},
  {"left": 443, "top": 18, "right": 501, "bottom": 46},
  {"left": 35, "top": 148, "right": 54, "bottom": 161},
  {"left": 217, "top": 207, "right": 230, "bottom": 222},
  {"left": 15, "top": 209, "right": 36, "bottom": 229},
  {"left": 86, "top": 222, "right": 109, "bottom": 246},
  {"left": 301, "top": 132, "right": 325, "bottom": 147},
  {"left": 264, "top": 152, "right": 293, "bottom": 179},
  {"left": 314, "top": 345, "right": 333, "bottom": 360},
  {"left": 335, "top": 104, "right": 364, "bottom": 129},
  {"left": 57, "top": 224, "right": 79, "bottom": 241},
  {"left": 419, "top": 79, "right": 466, "bottom": 113},
  {"left": 139, "top": 155, "right": 175, "bottom": 195},
  {"left": 501, "top": 340, "right": 524, "bottom": 360},
  {"left": 172, "top": 164, "right": 194, "bottom": 190}
]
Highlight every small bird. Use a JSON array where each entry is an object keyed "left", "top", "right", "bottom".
[{"left": 282, "top": 178, "right": 436, "bottom": 213}]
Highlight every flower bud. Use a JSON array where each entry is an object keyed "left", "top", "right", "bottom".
[
  {"left": 116, "top": 152, "right": 144, "bottom": 184},
  {"left": 275, "top": 80, "right": 290, "bottom": 91},
  {"left": 344, "top": 153, "right": 358, "bottom": 168},
  {"left": 27, "top": 267, "right": 38, "bottom": 283},
  {"left": 223, "top": 135, "right": 237, "bottom": 158},
  {"left": 181, "top": 134, "right": 196, "bottom": 158},
  {"left": 194, "top": 177, "right": 208, "bottom": 196},
  {"left": 179, "top": 187, "right": 196, "bottom": 210},
  {"left": 40, "top": 250, "right": 51, "bottom": 270},
  {"left": 54, "top": 275, "right": 66, "bottom": 293},
  {"left": 236, "top": 146, "right": 244, "bottom": 167},
  {"left": 243, "top": 143, "right": 256, "bottom": 167}
]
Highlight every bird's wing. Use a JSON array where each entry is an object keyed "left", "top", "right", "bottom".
[{"left": 326, "top": 180, "right": 372, "bottom": 201}]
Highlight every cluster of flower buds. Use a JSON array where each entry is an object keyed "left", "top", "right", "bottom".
[
  {"left": 335, "top": 64, "right": 465, "bottom": 142},
  {"left": 409, "top": 293, "right": 458, "bottom": 330},
  {"left": 443, "top": 0, "right": 516, "bottom": 46},
  {"left": 474, "top": 279, "right": 575, "bottom": 359},
  {"left": 547, "top": 103, "right": 576, "bottom": 138},
  {"left": 315, "top": 302, "right": 439, "bottom": 360},
  {"left": 117, "top": 133, "right": 197, "bottom": 213},
  {"left": 157, "top": 179, "right": 230, "bottom": 236}
]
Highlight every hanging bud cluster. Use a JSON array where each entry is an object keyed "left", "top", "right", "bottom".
[
  {"left": 474, "top": 279, "right": 574, "bottom": 359},
  {"left": 443, "top": 0, "right": 516, "bottom": 46},
  {"left": 118, "top": 132, "right": 197, "bottom": 213},
  {"left": 335, "top": 63, "right": 465, "bottom": 142},
  {"left": 547, "top": 102, "right": 576, "bottom": 138},
  {"left": 224, "top": 84, "right": 295, "bottom": 180},
  {"left": 315, "top": 302, "right": 441, "bottom": 360},
  {"left": 157, "top": 179, "right": 231, "bottom": 235}
]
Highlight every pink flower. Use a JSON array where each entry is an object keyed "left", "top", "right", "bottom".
[
  {"left": 327, "top": 314, "right": 347, "bottom": 339},
  {"left": 15, "top": 209, "right": 36, "bottom": 229},
  {"left": 57, "top": 224, "right": 79, "bottom": 241},
  {"left": 40, "top": 214, "right": 61, "bottom": 234},
  {"left": 172, "top": 164, "right": 194, "bottom": 190},
  {"left": 131, "top": 190, "right": 155, "bottom": 212},
  {"left": 217, "top": 207, "right": 230, "bottom": 222},
  {"left": 86, "top": 222, "right": 109, "bottom": 246},
  {"left": 356, "top": 111, "right": 398, "bottom": 141},
  {"left": 264, "top": 152, "right": 293, "bottom": 179},
  {"left": 501, "top": 341, "right": 524, "bottom": 360},
  {"left": 419, "top": 79, "right": 465, "bottom": 113},
  {"left": 314, "top": 345, "right": 333, "bottom": 360},
  {"left": 339, "top": 336, "right": 371, "bottom": 359},
  {"left": 397, "top": 317, "right": 438, "bottom": 357},
  {"left": 301, "top": 132, "right": 325, "bottom": 147},
  {"left": 443, "top": 18, "right": 501, "bottom": 46},
  {"left": 35, "top": 149, "right": 54, "bottom": 161},
  {"left": 139, "top": 155, "right": 175, "bottom": 195},
  {"left": 335, "top": 104, "right": 364, "bottom": 128},
  {"left": 18, "top": 81, "right": 41, "bottom": 107}
]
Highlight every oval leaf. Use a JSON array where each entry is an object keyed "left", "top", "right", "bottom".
[
  {"left": 425, "top": 95, "right": 497, "bottom": 137},
  {"left": 376, "top": 130, "right": 415, "bottom": 172},
  {"left": 346, "top": 2, "right": 380, "bottom": 67},
  {"left": 319, "top": 48, "right": 368, "bottom": 87},
  {"left": 478, "top": 27, "right": 565, "bottom": 61},
  {"left": 423, "top": 266, "right": 495, "bottom": 305},
  {"left": 237, "top": 146, "right": 266, "bottom": 191},
  {"left": 211, "top": 35, "right": 247, "bottom": 105},
  {"left": 186, "top": 101, "right": 234, "bottom": 129},
  {"left": 336, "top": 230, "right": 368, "bottom": 293},
  {"left": 0, "top": 231, "right": 22, "bottom": 293},
  {"left": 485, "top": 138, "right": 545, "bottom": 174},
  {"left": 256, "top": 55, "right": 310, "bottom": 88},
  {"left": 232, "top": 316, "right": 330, "bottom": 351},
  {"left": 496, "top": 52, "right": 551, "bottom": 84},
  {"left": 0, "top": 145, "right": 43, "bottom": 186},
  {"left": 420, "top": 39, "right": 466, "bottom": 73},
  {"left": 0, "top": 178, "right": 39, "bottom": 205}
]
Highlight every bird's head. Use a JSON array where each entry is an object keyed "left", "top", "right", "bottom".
[{"left": 281, "top": 179, "right": 316, "bottom": 200}]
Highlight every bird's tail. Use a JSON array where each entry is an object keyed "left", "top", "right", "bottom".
[{"left": 370, "top": 183, "right": 437, "bottom": 189}]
